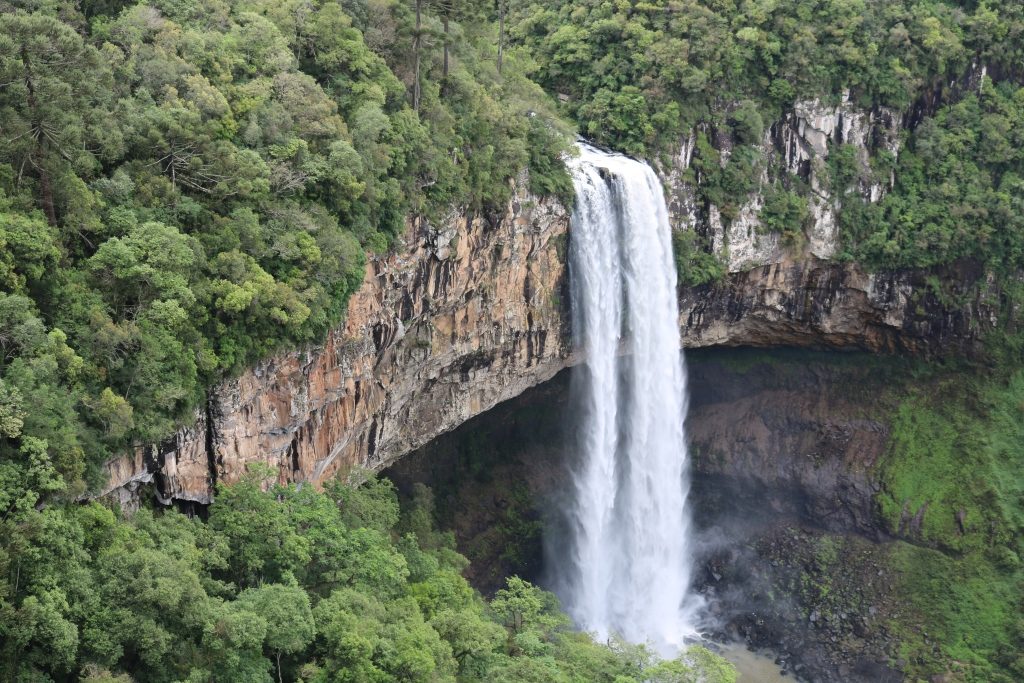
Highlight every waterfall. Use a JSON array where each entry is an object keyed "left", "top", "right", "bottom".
[{"left": 557, "top": 143, "right": 699, "bottom": 654}]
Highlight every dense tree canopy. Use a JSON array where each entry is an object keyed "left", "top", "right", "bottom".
[
  {"left": 0, "top": 0, "right": 573, "bottom": 493},
  {"left": 0, "top": 471, "right": 738, "bottom": 682},
  {"left": 3, "top": 1, "right": 1024, "bottom": 682},
  {"left": 508, "top": 0, "right": 1024, "bottom": 156}
]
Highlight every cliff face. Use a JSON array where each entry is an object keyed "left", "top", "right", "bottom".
[
  {"left": 102, "top": 189, "right": 572, "bottom": 505},
  {"left": 102, "top": 98, "right": 998, "bottom": 506},
  {"left": 679, "top": 255, "right": 994, "bottom": 355},
  {"left": 668, "top": 93, "right": 995, "bottom": 355}
]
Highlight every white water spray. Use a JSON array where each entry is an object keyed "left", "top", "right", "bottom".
[{"left": 558, "top": 143, "right": 699, "bottom": 654}]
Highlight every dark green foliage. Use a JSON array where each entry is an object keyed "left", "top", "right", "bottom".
[
  {"left": 0, "top": 470, "right": 736, "bottom": 681},
  {"left": 759, "top": 187, "right": 809, "bottom": 245},
  {"left": 509, "top": 0, "right": 1024, "bottom": 157},
  {"left": 671, "top": 229, "right": 724, "bottom": 288},
  {"left": 837, "top": 81, "right": 1024, "bottom": 273},
  {"left": 688, "top": 133, "right": 763, "bottom": 222},
  {"left": 728, "top": 101, "right": 764, "bottom": 146},
  {"left": 525, "top": 118, "right": 575, "bottom": 207},
  {"left": 0, "top": 0, "right": 572, "bottom": 495},
  {"left": 509, "top": 0, "right": 1024, "bottom": 295}
]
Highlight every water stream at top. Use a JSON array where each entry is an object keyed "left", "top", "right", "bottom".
[{"left": 555, "top": 143, "right": 700, "bottom": 654}]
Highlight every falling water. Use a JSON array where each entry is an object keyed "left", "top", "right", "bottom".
[{"left": 558, "top": 143, "right": 699, "bottom": 654}]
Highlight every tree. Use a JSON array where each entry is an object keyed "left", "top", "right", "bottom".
[
  {"left": 496, "top": 0, "right": 505, "bottom": 74},
  {"left": 236, "top": 584, "right": 315, "bottom": 683},
  {"left": 0, "top": 13, "right": 118, "bottom": 229},
  {"left": 430, "top": 608, "right": 504, "bottom": 670},
  {"left": 438, "top": 0, "right": 454, "bottom": 78},
  {"left": 644, "top": 645, "right": 738, "bottom": 683},
  {"left": 490, "top": 577, "right": 567, "bottom": 640},
  {"left": 413, "top": 0, "right": 423, "bottom": 110},
  {"left": 207, "top": 468, "right": 312, "bottom": 588}
]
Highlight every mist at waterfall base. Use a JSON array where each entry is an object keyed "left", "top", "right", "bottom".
[{"left": 545, "top": 143, "right": 703, "bottom": 656}]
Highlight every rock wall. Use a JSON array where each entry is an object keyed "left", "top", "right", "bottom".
[
  {"left": 666, "top": 91, "right": 902, "bottom": 272},
  {"left": 383, "top": 349, "right": 917, "bottom": 682},
  {"left": 680, "top": 255, "right": 995, "bottom": 355},
  {"left": 101, "top": 97, "right": 999, "bottom": 506},
  {"left": 100, "top": 188, "right": 572, "bottom": 504}
]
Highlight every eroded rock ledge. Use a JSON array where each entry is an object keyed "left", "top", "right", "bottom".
[{"left": 680, "top": 256, "right": 995, "bottom": 355}]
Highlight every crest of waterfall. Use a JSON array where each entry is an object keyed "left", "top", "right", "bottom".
[{"left": 556, "top": 143, "right": 700, "bottom": 654}]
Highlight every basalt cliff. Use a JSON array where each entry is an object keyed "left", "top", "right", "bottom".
[{"left": 102, "top": 99, "right": 999, "bottom": 507}]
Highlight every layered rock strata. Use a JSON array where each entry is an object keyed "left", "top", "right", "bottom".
[{"left": 101, "top": 190, "right": 571, "bottom": 505}]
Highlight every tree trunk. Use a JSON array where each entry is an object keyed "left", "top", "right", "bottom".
[
  {"left": 443, "top": 14, "right": 450, "bottom": 78},
  {"left": 497, "top": 0, "right": 504, "bottom": 75},
  {"left": 20, "top": 45, "right": 57, "bottom": 227},
  {"left": 413, "top": 0, "right": 422, "bottom": 111},
  {"left": 35, "top": 154, "right": 57, "bottom": 228}
]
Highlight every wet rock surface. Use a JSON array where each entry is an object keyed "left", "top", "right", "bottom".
[
  {"left": 694, "top": 486, "right": 906, "bottom": 683},
  {"left": 680, "top": 257, "right": 995, "bottom": 356}
]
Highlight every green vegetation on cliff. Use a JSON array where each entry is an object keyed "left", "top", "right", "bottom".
[
  {"left": 0, "top": 0, "right": 572, "bottom": 494},
  {"left": 509, "top": 0, "right": 1023, "bottom": 156},
  {"left": 873, "top": 367, "right": 1024, "bottom": 681},
  {"left": 836, "top": 80, "right": 1024, "bottom": 274},
  {"left": 509, "top": 0, "right": 1024, "bottom": 291}
]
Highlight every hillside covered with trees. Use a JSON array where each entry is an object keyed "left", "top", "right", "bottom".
[
  {"left": 0, "top": 0, "right": 572, "bottom": 492},
  {"left": 2, "top": 0, "right": 1023, "bottom": 681}
]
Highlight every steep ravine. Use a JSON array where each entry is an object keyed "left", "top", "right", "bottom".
[{"left": 101, "top": 99, "right": 1000, "bottom": 506}]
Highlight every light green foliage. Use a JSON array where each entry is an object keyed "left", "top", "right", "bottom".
[
  {"left": 0, "top": 472, "right": 737, "bottom": 681},
  {"left": 237, "top": 583, "right": 316, "bottom": 667},
  {"left": 888, "top": 542, "right": 1022, "bottom": 683},
  {"left": 877, "top": 371, "right": 1024, "bottom": 556},
  {"left": 644, "top": 645, "right": 738, "bottom": 683}
]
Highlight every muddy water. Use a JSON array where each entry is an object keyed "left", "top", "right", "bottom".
[{"left": 718, "top": 642, "right": 794, "bottom": 682}]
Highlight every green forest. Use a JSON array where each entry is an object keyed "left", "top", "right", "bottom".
[
  {"left": 2, "top": 0, "right": 1024, "bottom": 681},
  {"left": 1, "top": 466, "right": 737, "bottom": 682}
]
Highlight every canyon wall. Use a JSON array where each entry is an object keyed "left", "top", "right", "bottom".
[{"left": 102, "top": 99, "right": 999, "bottom": 506}]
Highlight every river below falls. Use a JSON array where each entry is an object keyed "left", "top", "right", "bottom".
[{"left": 717, "top": 642, "right": 796, "bottom": 681}]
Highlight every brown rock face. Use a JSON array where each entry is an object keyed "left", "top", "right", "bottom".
[
  {"left": 680, "top": 256, "right": 995, "bottom": 355},
  {"left": 100, "top": 190, "right": 572, "bottom": 504}
]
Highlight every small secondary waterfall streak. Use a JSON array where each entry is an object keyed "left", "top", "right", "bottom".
[{"left": 560, "top": 143, "right": 698, "bottom": 653}]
